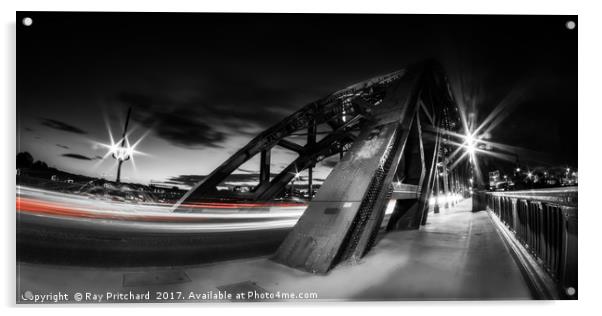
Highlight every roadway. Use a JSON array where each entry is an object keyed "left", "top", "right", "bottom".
[
  {"left": 17, "top": 198, "right": 532, "bottom": 301},
  {"left": 17, "top": 186, "right": 404, "bottom": 266},
  {"left": 16, "top": 186, "right": 305, "bottom": 266}
]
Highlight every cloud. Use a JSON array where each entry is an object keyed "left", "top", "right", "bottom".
[
  {"left": 158, "top": 181, "right": 188, "bottom": 186},
  {"left": 41, "top": 118, "right": 87, "bottom": 134},
  {"left": 56, "top": 144, "right": 70, "bottom": 149},
  {"left": 61, "top": 153, "right": 95, "bottom": 160},
  {"left": 149, "top": 108, "right": 227, "bottom": 148},
  {"left": 61, "top": 153, "right": 102, "bottom": 161},
  {"left": 167, "top": 175, "right": 207, "bottom": 186},
  {"left": 113, "top": 74, "right": 306, "bottom": 148},
  {"left": 116, "top": 94, "right": 227, "bottom": 148},
  {"left": 238, "top": 168, "right": 259, "bottom": 173}
]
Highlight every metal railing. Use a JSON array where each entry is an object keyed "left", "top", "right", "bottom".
[{"left": 473, "top": 187, "right": 577, "bottom": 299}]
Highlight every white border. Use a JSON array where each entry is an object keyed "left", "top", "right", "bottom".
[{"left": 2, "top": 1, "right": 600, "bottom": 315}]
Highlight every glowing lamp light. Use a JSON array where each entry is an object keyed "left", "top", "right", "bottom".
[
  {"left": 465, "top": 133, "right": 476, "bottom": 155},
  {"left": 429, "top": 196, "right": 437, "bottom": 206},
  {"left": 461, "top": 132, "right": 479, "bottom": 164},
  {"left": 466, "top": 143, "right": 476, "bottom": 155},
  {"left": 385, "top": 199, "right": 397, "bottom": 215},
  {"left": 94, "top": 107, "right": 151, "bottom": 184},
  {"left": 465, "top": 133, "right": 474, "bottom": 144},
  {"left": 96, "top": 133, "right": 148, "bottom": 173},
  {"left": 110, "top": 143, "right": 133, "bottom": 161},
  {"left": 428, "top": 193, "right": 463, "bottom": 208},
  {"left": 438, "top": 195, "right": 447, "bottom": 206}
]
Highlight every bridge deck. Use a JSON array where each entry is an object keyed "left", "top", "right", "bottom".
[{"left": 17, "top": 199, "right": 532, "bottom": 301}]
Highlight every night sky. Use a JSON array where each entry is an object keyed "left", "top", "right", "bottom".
[{"left": 16, "top": 12, "right": 577, "bottom": 187}]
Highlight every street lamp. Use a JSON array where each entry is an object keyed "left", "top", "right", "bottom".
[
  {"left": 96, "top": 107, "right": 149, "bottom": 185},
  {"left": 290, "top": 171, "right": 301, "bottom": 198},
  {"left": 112, "top": 107, "right": 132, "bottom": 184}
]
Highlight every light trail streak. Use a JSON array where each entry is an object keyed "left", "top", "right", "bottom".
[{"left": 16, "top": 186, "right": 306, "bottom": 233}]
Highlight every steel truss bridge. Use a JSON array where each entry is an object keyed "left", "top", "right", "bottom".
[
  {"left": 16, "top": 60, "right": 576, "bottom": 299},
  {"left": 176, "top": 60, "right": 469, "bottom": 273}
]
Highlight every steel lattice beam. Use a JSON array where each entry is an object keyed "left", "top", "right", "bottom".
[
  {"left": 272, "top": 61, "right": 459, "bottom": 273},
  {"left": 175, "top": 67, "right": 407, "bottom": 206},
  {"left": 174, "top": 60, "right": 459, "bottom": 274}
]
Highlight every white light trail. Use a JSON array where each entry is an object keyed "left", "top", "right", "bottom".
[{"left": 16, "top": 186, "right": 306, "bottom": 233}]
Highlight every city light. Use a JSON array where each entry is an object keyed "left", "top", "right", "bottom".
[
  {"left": 428, "top": 193, "right": 463, "bottom": 208},
  {"left": 429, "top": 196, "right": 437, "bottom": 205}
]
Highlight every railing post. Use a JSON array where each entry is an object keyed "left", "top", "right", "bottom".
[
  {"left": 472, "top": 191, "right": 482, "bottom": 212},
  {"left": 510, "top": 198, "right": 518, "bottom": 233},
  {"left": 532, "top": 202, "right": 544, "bottom": 261},
  {"left": 560, "top": 205, "right": 578, "bottom": 298},
  {"left": 481, "top": 188, "right": 577, "bottom": 299}
]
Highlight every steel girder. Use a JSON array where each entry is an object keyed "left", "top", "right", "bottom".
[
  {"left": 272, "top": 61, "right": 459, "bottom": 273},
  {"left": 174, "top": 60, "right": 459, "bottom": 274},
  {"left": 175, "top": 68, "right": 407, "bottom": 207}
]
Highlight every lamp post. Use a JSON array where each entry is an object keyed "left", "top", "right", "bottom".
[
  {"left": 290, "top": 172, "right": 301, "bottom": 198},
  {"left": 113, "top": 107, "right": 132, "bottom": 184}
]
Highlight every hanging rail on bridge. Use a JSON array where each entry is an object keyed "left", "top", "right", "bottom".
[{"left": 473, "top": 188, "right": 578, "bottom": 299}]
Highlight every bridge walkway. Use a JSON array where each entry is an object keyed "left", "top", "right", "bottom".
[
  {"left": 17, "top": 199, "right": 532, "bottom": 301},
  {"left": 353, "top": 199, "right": 532, "bottom": 299}
]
